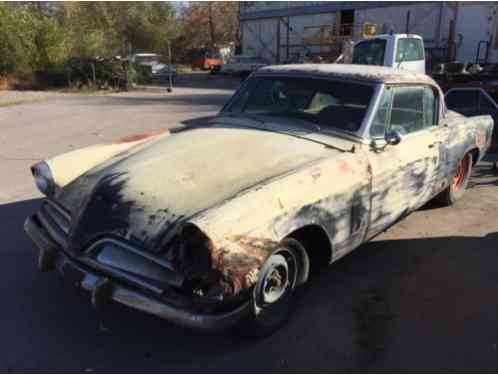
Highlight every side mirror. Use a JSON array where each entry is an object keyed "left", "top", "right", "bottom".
[{"left": 385, "top": 130, "right": 402, "bottom": 145}]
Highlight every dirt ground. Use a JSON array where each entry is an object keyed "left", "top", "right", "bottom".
[{"left": 0, "top": 84, "right": 497, "bottom": 372}]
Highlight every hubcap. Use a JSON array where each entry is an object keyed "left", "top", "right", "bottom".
[
  {"left": 254, "top": 249, "right": 297, "bottom": 310},
  {"left": 262, "top": 264, "right": 288, "bottom": 304}
]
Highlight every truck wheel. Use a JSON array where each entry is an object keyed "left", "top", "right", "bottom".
[
  {"left": 438, "top": 153, "right": 473, "bottom": 206},
  {"left": 234, "top": 239, "right": 303, "bottom": 338}
]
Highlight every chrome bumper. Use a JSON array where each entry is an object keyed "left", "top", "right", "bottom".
[{"left": 24, "top": 215, "right": 251, "bottom": 332}]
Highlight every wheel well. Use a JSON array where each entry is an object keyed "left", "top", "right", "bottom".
[
  {"left": 469, "top": 148, "right": 479, "bottom": 165},
  {"left": 286, "top": 225, "right": 333, "bottom": 280}
]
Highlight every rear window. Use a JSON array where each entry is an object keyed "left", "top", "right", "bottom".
[
  {"left": 396, "top": 38, "right": 424, "bottom": 62},
  {"left": 352, "top": 39, "right": 386, "bottom": 66},
  {"left": 445, "top": 90, "right": 480, "bottom": 117}
]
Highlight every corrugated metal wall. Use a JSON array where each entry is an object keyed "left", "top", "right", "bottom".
[{"left": 241, "top": 2, "right": 498, "bottom": 65}]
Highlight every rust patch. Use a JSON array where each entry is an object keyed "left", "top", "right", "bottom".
[
  {"left": 339, "top": 161, "right": 350, "bottom": 173},
  {"left": 211, "top": 235, "right": 279, "bottom": 295},
  {"left": 114, "top": 129, "right": 168, "bottom": 144}
]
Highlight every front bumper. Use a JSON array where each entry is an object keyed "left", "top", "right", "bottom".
[{"left": 24, "top": 215, "right": 251, "bottom": 332}]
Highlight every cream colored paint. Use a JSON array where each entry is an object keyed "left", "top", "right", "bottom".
[{"left": 45, "top": 134, "right": 168, "bottom": 188}]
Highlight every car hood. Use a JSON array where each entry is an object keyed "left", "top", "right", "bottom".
[{"left": 57, "top": 123, "right": 337, "bottom": 253}]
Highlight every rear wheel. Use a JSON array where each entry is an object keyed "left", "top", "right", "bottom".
[
  {"left": 235, "top": 239, "right": 304, "bottom": 338},
  {"left": 438, "top": 153, "right": 473, "bottom": 206}
]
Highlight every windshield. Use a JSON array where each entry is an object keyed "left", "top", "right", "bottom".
[
  {"left": 352, "top": 39, "right": 386, "bottom": 66},
  {"left": 223, "top": 76, "right": 374, "bottom": 133}
]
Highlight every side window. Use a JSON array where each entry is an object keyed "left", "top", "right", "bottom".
[
  {"left": 479, "top": 92, "right": 497, "bottom": 115},
  {"left": 370, "top": 87, "right": 392, "bottom": 138},
  {"left": 396, "top": 38, "right": 425, "bottom": 62},
  {"left": 423, "top": 87, "right": 437, "bottom": 127},
  {"left": 445, "top": 90, "right": 479, "bottom": 116},
  {"left": 389, "top": 87, "right": 424, "bottom": 135}
]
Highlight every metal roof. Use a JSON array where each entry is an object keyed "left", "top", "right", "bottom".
[{"left": 256, "top": 64, "right": 438, "bottom": 85}]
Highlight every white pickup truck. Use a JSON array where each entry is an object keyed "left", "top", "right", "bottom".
[{"left": 346, "top": 33, "right": 426, "bottom": 74}]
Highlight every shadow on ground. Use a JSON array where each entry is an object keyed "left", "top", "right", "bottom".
[{"left": 1, "top": 195, "right": 498, "bottom": 372}]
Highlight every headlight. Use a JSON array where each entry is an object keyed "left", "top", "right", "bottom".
[
  {"left": 177, "top": 224, "right": 213, "bottom": 278},
  {"left": 177, "top": 224, "right": 231, "bottom": 298},
  {"left": 31, "top": 161, "right": 56, "bottom": 197}
]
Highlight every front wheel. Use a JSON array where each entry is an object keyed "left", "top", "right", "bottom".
[
  {"left": 438, "top": 152, "right": 473, "bottom": 206},
  {"left": 234, "top": 239, "right": 304, "bottom": 338}
]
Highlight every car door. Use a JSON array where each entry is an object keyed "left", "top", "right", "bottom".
[{"left": 367, "top": 85, "right": 439, "bottom": 236}]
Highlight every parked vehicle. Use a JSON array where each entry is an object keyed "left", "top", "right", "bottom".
[
  {"left": 349, "top": 33, "right": 426, "bottom": 74},
  {"left": 191, "top": 48, "right": 224, "bottom": 71},
  {"left": 219, "top": 55, "right": 268, "bottom": 76},
  {"left": 130, "top": 53, "right": 176, "bottom": 77},
  {"left": 25, "top": 64, "right": 493, "bottom": 336}
]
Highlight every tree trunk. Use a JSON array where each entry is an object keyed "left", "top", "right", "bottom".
[{"left": 208, "top": 3, "right": 216, "bottom": 47}]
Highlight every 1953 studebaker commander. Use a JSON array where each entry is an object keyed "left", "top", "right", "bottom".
[{"left": 25, "top": 64, "right": 494, "bottom": 336}]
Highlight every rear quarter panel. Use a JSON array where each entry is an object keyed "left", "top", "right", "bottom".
[{"left": 438, "top": 112, "right": 494, "bottom": 183}]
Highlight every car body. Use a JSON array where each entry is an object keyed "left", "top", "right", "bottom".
[
  {"left": 219, "top": 55, "right": 268, "bottom": 76},
  {"left": 130, "top": 53, "right": 176, "bottom": 77},
  {"left": 442, "top": 84, "right": 498, "bottom": 151},
  {"left": 25, "top": 64, "right": 494, "bottom": 334},
  {"left": 191, "top": 48, "right": 224, "bottom": 71}
]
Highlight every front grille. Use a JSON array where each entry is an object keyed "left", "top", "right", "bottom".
[{"left": 37, "top": 200, "right": 72, "bottom": 248}]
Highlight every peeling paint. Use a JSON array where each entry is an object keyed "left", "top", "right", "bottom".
[{"left": 28, "top": 70, "right": 495, "bottom": 305}]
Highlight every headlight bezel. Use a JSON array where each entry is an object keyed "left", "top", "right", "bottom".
[
  {"left": 177, "top": 223, "right": 213, "bottom": 278},
  {"left": 31, "top": 161, "right": 56, "bottom": 197}
]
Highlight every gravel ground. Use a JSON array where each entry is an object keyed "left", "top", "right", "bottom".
[
  {"left": 0, "top": 90, "right": 68, "bottom": 107},
  {"left": 0, "top": 87, "right": 497, "bottom": 372}
]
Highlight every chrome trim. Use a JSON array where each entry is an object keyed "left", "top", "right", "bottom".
[
  {"left": 43, "top": 202, "right": 71, "bottom": 234},
  {"left": 85, "top": 238, "right": 176, "bottom": 272},
  {"left": 36, "top": 209, "right": 68, "bottom": 249},
  {"left": 80, "top": 257, "right": 166, "bottom": 294},
  {"left": 45, "top": 199, "right": 72, "bottom": 222}
]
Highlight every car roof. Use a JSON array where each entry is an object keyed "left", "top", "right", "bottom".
[{"left": 256, "top": 64, "right": 437, "bottom": 86}]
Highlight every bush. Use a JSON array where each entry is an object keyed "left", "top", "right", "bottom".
[{"left": 132, "top": 63, "right": 152, "bottom": 84}]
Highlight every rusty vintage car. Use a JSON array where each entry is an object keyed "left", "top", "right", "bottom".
[{"left": 25, "top": 64, "right": 494, "bottom": 336}]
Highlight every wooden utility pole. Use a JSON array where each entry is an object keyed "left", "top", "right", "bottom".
[{"left": 167, "top": 40, "right": 173, "bottom": 93}]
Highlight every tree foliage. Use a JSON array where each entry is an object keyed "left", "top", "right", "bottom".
[
  {"left": 175, "top": 2, "right": 239, "bottom": 49},
  {"left": 0, "top": 1, "right": 240, "bottom": 87}
]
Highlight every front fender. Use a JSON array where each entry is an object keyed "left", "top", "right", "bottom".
[
  {"left": 44, "top": 130, "right": 168, "bottom": 189},
  {"left": 192, "top": 153, "right": 371, "bottom": 295}
]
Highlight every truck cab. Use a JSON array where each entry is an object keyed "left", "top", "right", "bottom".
[{"left": 351, "top": 33, "right": 425, "bottom": 74}]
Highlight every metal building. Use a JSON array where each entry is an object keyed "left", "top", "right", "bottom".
[{"left": 240, "top": 1, "right": 498, "bottom": 67}]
